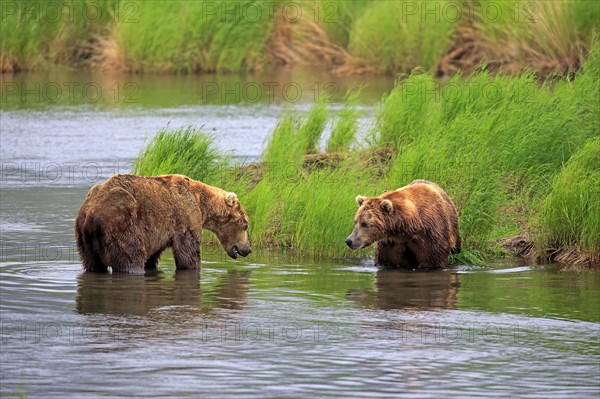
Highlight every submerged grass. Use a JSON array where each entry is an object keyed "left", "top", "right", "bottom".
[{"left": 136, "top": 40, "right": 599, "bottom": 266}]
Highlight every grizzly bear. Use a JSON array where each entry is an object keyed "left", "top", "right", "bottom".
[
  {"left": 345, "top": 179, "right": 460, "bottom": 269},
  {"left": 75, "top": 174, "right": 251, "bottom": 275}
]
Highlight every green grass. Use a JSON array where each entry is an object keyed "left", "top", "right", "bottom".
[
  {"left": 532, "top": 138, "right": 600, "bottom": 261},
  {"left": 133, "top": 125, "right": 229, "bottom": 184},
  {"left": 347, "top": 0, "right": 458, "bottom": 73},
  {"left": 116, "top": 0, "right": 276, "bottom": 73},
  {"left": 316, "top": 0, "right": 372, "bottom": 48},
  {"left": 528, "top": 34, "right": 600, "bottom": 262},
  {"left": 262, "top": 100, "right": 328, "bottom": 163},
  {"left": 327, "top": 91, "right": 360, "bottom": 152},
  {"left": 1, "top": 0, "right": 276, "bottom": 73},
  {"left": 0, "top": 0, "right": 116, "bottom": 71},
  {"left": 132, "top": 38, "right": 599, "bottom": 265},
  {"left": 478, "top": 0, "right": 599, "bottom": 70},
  {"left": 2, "top": 0, "right": 597, "bottom": 75}
]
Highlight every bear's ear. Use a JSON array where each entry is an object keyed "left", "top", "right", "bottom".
[
  {"left": 380, "top": 199, "right": 393, "bottom": 213},
  {"left": 356, "top": 195, "right": 366, "bottom": 206},
  {"left": 225, "top": 192, "right": 237, "bottom": 207}
]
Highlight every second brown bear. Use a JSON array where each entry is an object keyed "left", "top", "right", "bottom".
[{"left": 346, "top": 179, "right": 461, "bottom": 269}]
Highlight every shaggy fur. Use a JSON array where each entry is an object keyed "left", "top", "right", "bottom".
[
  {"left": 75, "top": 174, "right": 251, "bottom": 274},
  {"left": 346, "top": 179, "right": 460, "bottom": 269}
]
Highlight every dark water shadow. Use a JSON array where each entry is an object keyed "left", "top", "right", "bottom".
[{"left": 347, "top": 269, "right": 461, "bottom": 310}]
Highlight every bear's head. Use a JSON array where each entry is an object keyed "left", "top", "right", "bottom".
[
  {"left": 345, "top": 195, "right": 393, "bottom": 250},
  {"left": 210, "top": 192, "right": 252, "bottom": 259}
]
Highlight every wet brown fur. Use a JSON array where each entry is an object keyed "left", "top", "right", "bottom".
[
  {"left": 348, "top": 179, "right": 461, "bottom": 269},
  {"left": 75, "top": 174, "right": 250, "bottom": 275}
]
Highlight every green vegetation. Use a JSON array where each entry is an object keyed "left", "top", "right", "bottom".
[
  {"left": 532, "top": 138, "right": 600, "bottom": 265},
  {"left": 117, "top": 0, "right": 275, "bottom": 73},
  {"left": 479, "top": 0, "right": 599, "bottom": 70},
  {"left": 0, "top": 0, "right": 116, "bottom": 71},
  {"left": 133, "top": 126, "right": 229, "bottom": 182},
  {"left": 327, "top": 91, "right": 360, "bottom": 152},
  {"left": 1, "top": 0, "right": 277, "bottom": 73},
  {"left": 2, "top": 0, "right": 597, "bottom": 75},
  {"left": 527, "top": 38, "right": 600, "bottom": 265},
  {"left": 317, "top": 0, "right": 371, "bottom": 48},
  {"left": 348, "top": 0, "right": 457, "bottom": 73},
  {"left": 133, "top": 40, "right": 599, "bottom": 266}
]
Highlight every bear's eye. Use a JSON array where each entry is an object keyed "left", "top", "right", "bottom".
[{"left": 361, "top": 222, "right": 368, "bottom": 228}]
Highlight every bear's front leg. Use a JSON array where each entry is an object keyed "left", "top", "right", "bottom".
[
  {"left": 409, "top": 236, "right": 449, "bottom": 269},
  {"left": 172, "top": 232, "right": 201, "bottom": 270},
  {"left": 375, "top": 241, "right": 411, "bottom": 268}
]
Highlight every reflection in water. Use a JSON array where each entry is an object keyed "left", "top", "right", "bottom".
[
  {"left": 76, "top": 269, "right": 201, "bottom": 315},
  {"left": 212, "top": 270, "right": 250, "bottom": 310},
  {"left": 348, "top": 270, "right": 460, "bottom": 310},
  {"left": 0, "top": 68, "right": 393, "bottom": 109},
  {"left": 75, "top": 268, "right": 249, "bottom": 315}
]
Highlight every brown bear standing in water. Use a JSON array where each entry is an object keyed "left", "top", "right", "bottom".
[
  {"left": 345, "top": 179, "right": 460, "bottom": 269},
  {"left": 75, "top": 174, "right": 251, "bottom": 275}
]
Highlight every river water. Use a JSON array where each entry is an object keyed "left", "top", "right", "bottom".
[{"left": 1, "top": 71, "right": 599, "bottom": 398}]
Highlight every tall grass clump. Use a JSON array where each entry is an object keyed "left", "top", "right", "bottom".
[
  {"left": 299, "top": 99, "right": 329, "bottom": 154},
  {"left": 242, "top": 101, "right": 331, "bottom": 248},
  {"left": 117, "top": 0, "right": 276, "bottom": 73},
  {"left": 263, "top": 100, "right": 328, "bottom": 163},
  {"left": 347, "top": 0, "right": 458, "bottom": 73},
  {"left": 0, "top": 0, "right": 117, "bottom": 71},
  {"left": 1, "top": 1, "right": 48, "bottom": 71},
  {"left": 317, "top": 0, "right": 372, "bottom": 48},
  {"left": 133, "top": 126, "right": 229, "bottom": 184},
  {"left": 479, "top": 0, "right": 599, "bottom": 71},
  {"left": 376, "top": 74, "right": 438, "bottom": 148},
  {"left": 327, "top": 91, "right": 360, "bottom": 152},
  {"left": 532, "top": 138, "right": 600, "bottom": 265}
]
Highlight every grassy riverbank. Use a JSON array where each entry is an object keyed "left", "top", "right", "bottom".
[
  {"left": 2, "top": 0, "right": 597, "bottom": 75},
  {"left": 133, "top": 40, "right": 600, "bottom": 267}
]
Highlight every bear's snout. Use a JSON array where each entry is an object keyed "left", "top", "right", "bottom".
[
  {"left": 228, "top": 244, "right": 252, "bottom": 259},
  {"left": 237, "top": 245, "right": 252, "bottom": 257},
  {"left": 346, "top": 236, "right": 362, "bottom": 250}
]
